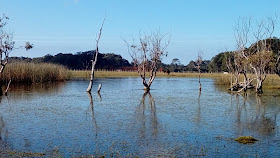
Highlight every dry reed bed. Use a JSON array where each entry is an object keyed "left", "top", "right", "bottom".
[{"left": 0, "top": 62, "right": 70, "bottom": 83}]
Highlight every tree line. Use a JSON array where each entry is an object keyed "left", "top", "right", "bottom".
[
  {"left": 8, "top": 36, "right": 280, "bottom": 75},
  {"left": 9, "top": 51, "right": 132, "bottom": 70}
]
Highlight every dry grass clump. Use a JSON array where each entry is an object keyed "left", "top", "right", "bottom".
[{"left": 0, "top": 62, "right": 70, "bottom": 83}]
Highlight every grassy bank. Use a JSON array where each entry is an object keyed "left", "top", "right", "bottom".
[
  {"left": 0, "top": 62, "right": 70, "bottom": 83},
  {"left": 70, "top": 70, "right": 280, "bottom": 88},
  {"left": 70, "top": 70, "right": 226, "bottom": 79},
  {"left": 4, "top": 66, "right": 278, "bottom": 88},
  {"left": 214, "top": 73, "right": 280, "bottom": 88}
]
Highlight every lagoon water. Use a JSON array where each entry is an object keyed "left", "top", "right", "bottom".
[{"left": 0, "top": 78, "right": 280, "bottom": 157}]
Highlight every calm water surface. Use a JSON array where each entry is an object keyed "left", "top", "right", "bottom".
[{"left": 0, "top": 78, "right": 280, "bottom": 157}]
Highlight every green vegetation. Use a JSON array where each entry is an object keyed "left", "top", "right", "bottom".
[
  {"left": 208, "top": 52, "right": 228, "bottom": 72},
  {"left": 234, "top": 136, "right": 258, "bottom": 144},
  {"left": 0, "top": 62, "right": 70, "bottom": 83},
  {"left": 8, "top": 37, "right": 280, "bottom": 75},
  {"left": 1, "top": 62, "right": 279, "bottom": 89}
]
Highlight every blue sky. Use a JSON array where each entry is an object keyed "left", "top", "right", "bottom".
[{"left": 1, "top": 0, "right": 280, "bottom": 64}]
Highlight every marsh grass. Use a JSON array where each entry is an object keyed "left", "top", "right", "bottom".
[
  {"left": 0, "top": 62, "right": 70, "bottom": 83},
  {"left": 70, "top": 70, "right": 139, "bottom": 79},
  {"left": 71, "top": 70, "right": 280, "bottom": 88},
  {"left": 70, "top": 70, "right": 227, "bottom": 79}
]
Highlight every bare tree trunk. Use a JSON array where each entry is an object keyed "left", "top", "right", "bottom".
[
  {"left": 256, "top": 77, "right": 263, "bottom": 94},
  {"left": 87, "top": 62, "right": 95, "bottom": 92},
  {"left": 230, "top": 72, "right": 233, "bottom": 91},
  {"left": 141, "top": 77, "right": 150, "bottom": 90},
  {"left": 87, "top": 18, "right": 105, "bottom": 92},
  {"left": 243, "top": 72, "right": 248, "bottom": 91},
  {"left": 198, "top": 70, "right": 201, "bottom": 91},
  {"left": 87, "top": 92, "right": 98, "bottom": 136},
  {"left": 236, "top": 73, "right": 240, "bottom": 87},
  {"left": 196, "top": 52, "right": 203, "bottom": 91}
]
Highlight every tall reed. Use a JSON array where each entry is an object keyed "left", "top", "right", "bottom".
[{"left": 0, "top": 62, "right": 70, "bottom": 83}]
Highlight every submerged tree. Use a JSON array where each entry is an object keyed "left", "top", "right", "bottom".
[
  {"left": 124, "top": 31, "right": 170, "bottom": 90},
  {"left": 0, "top": 14, "right": 32, "bottom": 95},
  {"left": 87, "top": 18, "right": 105, "bottom": 92},
  {"left": 195, "top": 52, "right": 203, "bottom": 91}
]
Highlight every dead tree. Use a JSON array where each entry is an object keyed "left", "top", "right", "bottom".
[
  {"left": 124, "top": 31, "right": 170, "bottom": 90},
  {"left": 233, "top": 17, "right": 253, "bottom": 92},
  {"left": 0, "top": 15, "right": 32, "bottom": 95},
  {"left": 250, "top": 17, "right": 276, "bottom": 93},
  {"left": 225, "top": 51, "right": 252, "bottom": 91},
  {"left": 0, "top": 15, "right": 14, "bottom": 75},
  {"left": 234, "top": 16, "right": 276, "bottom": 93},
  {"left": 195, "top": 52, "right": 203, "bottom": 91},
  {"left": 87, "top": 18, "right": 105, "bottom": 92}
]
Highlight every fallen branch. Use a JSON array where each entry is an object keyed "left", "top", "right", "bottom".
[{"left": 237, "top": 78, "right": 255, "bottom": 93}]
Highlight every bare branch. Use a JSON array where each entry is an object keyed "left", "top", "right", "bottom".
[{"left": 123, "top": 30, "right": 171, "bottom": 90}]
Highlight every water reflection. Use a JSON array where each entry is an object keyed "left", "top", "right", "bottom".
[
  {"left": 246, "top": 93, "right": 278, "bottom": 136},
  {"left": 87, "top": 92, "right": 98, "bottom": 137},
  {"left": 134, "top": 91, "right": 158, "bottom": 143},
  {"left": 0, "top": 115, "right": 8, "bottom": 147},
  {"left": 0, "top": 79, "right": 279, "bottom": 157},
  {"left": 97, "top": 92, "right": 102, "bottom": 101},
  {"left": 8, "top": 82, "right": 65, "bottom": 99},
  {"left": 230, "top": 91, "right": 280, "bottom": 136},
  {"left": 196, "top": 91, "right": 201, "bottom": 124},
  {"left": 0, "top": 98, "right": 8, "bottom": 150}
]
